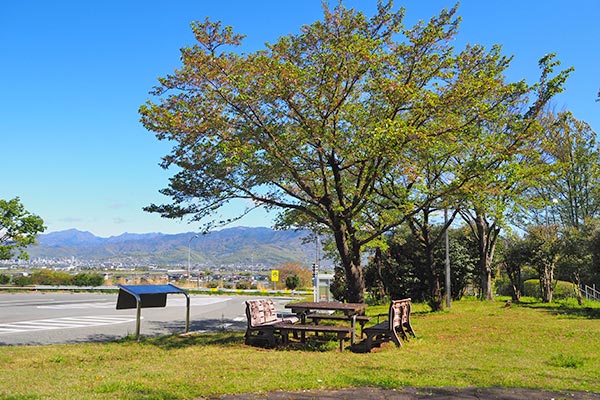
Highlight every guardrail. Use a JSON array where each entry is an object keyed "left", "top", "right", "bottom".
[{"left": 0, "top": 285, "right": 310, "bottom": 296}]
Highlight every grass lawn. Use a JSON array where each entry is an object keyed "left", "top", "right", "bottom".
[{"left": 0, "top": 297, "right": 598, "bottom": 399}]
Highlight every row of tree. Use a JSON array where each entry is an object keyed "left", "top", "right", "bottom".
[
  {"left": 140, "top": 1, "right": 586, "bottom": 305},
  {"left": 353, "top": 110, "right": 600, "bottom": 309},
  {"left": 1, "top": 270, "right": 105, "bottom": 287}
]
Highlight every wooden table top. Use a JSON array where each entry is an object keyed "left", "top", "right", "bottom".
[{"left": 284, "top": 301, "right": 366, "bottom": 315}]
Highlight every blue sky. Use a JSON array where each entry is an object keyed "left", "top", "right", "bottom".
[{"left": 2, "top": 1, "right": 598, "bottom": 237}]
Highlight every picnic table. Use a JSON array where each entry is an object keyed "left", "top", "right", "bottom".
[{"left": 284, "top": 301, "right": 367, "bottom": 345}]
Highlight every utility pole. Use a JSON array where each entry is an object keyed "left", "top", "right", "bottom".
[
  {"left": 445, "top": 208, "right": 451, "bottom": 309},
  {"left": 188, "top": 234, "right": 198, "bottom": 282}
]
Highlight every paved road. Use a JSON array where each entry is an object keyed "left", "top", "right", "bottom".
[{"left": 0, "top": 292, "right": 295, "bottom": 346}]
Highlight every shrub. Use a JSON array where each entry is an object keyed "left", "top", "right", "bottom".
[
  {"left": 0, "top": 273, "right": 10, "bottom": 285},
  {"left": 12, "top": 275, "right": 32, "bottom": 286},
  {"left": 235, "top": 281, "right": 251, "bottom": 290},
  {"left": 30, "top": 269, "right": 73, "bottom": 285},
  {"left": 523, "top": 279, "right": 578, "bottom": 300},
  {"left": 73, "top": 272, "right": 105, "bottom": 287},
  {"left": 285, "top": 274, "right": 301, "bottom": 290}
]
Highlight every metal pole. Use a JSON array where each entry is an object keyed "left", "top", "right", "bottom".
[
  {"left": 185, "top": 293, "right": 190, "bottom": 333},
  {"left": 312, "top": 263, "right": 319, "bottom": 302},
  {"left": 445, "top": 208, "right": 451, "bottom": 309},
  {"left": 313, "top": 233, "right": 320, "bottom": 302},
  {"left": 188, "top": 234, "right": 198, "bottom": 282}
]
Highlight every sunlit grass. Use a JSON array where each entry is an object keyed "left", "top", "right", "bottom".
[{"left": 0, "top": 297, "right": 598, "bottom": 399}]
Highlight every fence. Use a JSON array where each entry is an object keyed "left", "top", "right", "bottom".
[{"left": 581, "top": 284, "right": 600, "bottom": 302}]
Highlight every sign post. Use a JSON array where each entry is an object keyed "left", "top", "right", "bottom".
[{"left": 271, "top": 269, "right": 279, "bottom": 290}]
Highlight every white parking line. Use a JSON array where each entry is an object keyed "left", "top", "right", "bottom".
[
  {"left": 38, "top": 302, "right": 116, "bottom": 309},
  {"left": 0, "top": 315, "right": 137, "bottom": 335}
]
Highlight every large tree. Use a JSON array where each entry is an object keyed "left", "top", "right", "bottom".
[
  {"left": 0, "top": 197, "right": 45, "bottom": 260},
  {"left": 140, "top": 2, "right": 567, "bottom": 302},
  {"left": 543, "top": 111, "right": 600, "bottom": 228},
  {"left": 458, "top": 55, "right": 572, "bottom": 301}
]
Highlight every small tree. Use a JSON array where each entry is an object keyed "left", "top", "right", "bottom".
[
  {"left": 277, "top": 262, "right": 311, "bottom": 289},
  {"left": 0, "top": 197, "right": 45, "bottom": 260},
  {"left": 73, "top": 272, "right": 105, "bottom": 287},
  {"left": 285, "top": 274, "right": 301, "bottom": 290},
  {"left": 31, "top": 270, "right": 73, "bottom": 286},
  {"left": 0, "top": 273, "right": 10, "bottom": 285},
  {"left": 524, "top": 225, "right": 562, "bottom": 303},
  {"left": 12, "top": 275, "right": 32, "bottom": 286},
  {"left": 500, "top": 235, "right": 530, "bottom": 302}
]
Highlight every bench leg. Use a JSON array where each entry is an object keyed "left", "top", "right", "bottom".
[
  {"left": 281, "top": 330, "right": 290, "bottom": 345},
  {"left": 337, "top": 332, "right": 348, "bottom": 352},
  {"left": 404, "top": 322, "right": 416, "bottom": 338}
]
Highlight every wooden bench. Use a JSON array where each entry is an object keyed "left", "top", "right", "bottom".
[
  {"left": 305, "top": 313, "right": 370, "bottom": 337},
  {"left": 278, "top": 324, "right": 353, "bottom": 352},
  {"left": 362, "top": 298, "right": 416, "bottom": 351},
  {"left": 244, "top": 299, "right": 299, "bottom": 347}
]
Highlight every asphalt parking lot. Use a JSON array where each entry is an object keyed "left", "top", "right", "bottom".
[{"left": 0, "top": 292, "right": 294, "bottom": 346}]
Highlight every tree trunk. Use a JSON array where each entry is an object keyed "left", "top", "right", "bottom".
[
  {"left": 473, "top": 211, "right": 500, "bottom": 301},
  {"left": 332, "top": 218, "right": 365, "bottom": 303},
  {"left": 540, "top": 262, "right": 554, "bottom": 303},
  {"left": 426, "top": 244, "right": 444, "bottom": 311},
  {"left": 573, "top": 272, "right": 583, "bottom": 306}
]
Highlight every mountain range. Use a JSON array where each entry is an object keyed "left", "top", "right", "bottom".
[{"left": 26, "top": 227, "right": 321, "bottom": 267}]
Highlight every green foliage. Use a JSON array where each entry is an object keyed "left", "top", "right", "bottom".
[
  {"left": 11, "top": 275, "right": 32, "bottom": 286},
  {"left": 523, "top": 279, "right": 578, "bottom": 300},
  {"left": 72, "top": 272, "right": 105, "bottom": 287},
  {"left": 365, "top": 227, "right": 477, "bottom": 306},
  {"left": 235, "top": 280, "right": 253, "bottom": 290},
  {"left": 0, "top": 197, "right": 45, "bottom": 260},
  {"left": 542, "top": 112, "right": 600, "bottom": 228},
  {"left": 140, "top": 2, "right": 571, "bottom": 303},
  {"left": 0, "top": 273, "right": 10, "bottom": 285},
  {"left": 284, "top": 274, "right": 301, "bottom": 290},
  {"left": 18, "top": 269, "right": 104, "bottom": 287},
  {"left": 523, "top": 279, "right": 540, "bottom": 298},
  {"left": 30, "top": 269, "right": 73, "bottom": 285}
]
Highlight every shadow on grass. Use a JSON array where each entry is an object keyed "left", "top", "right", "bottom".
[
  {"left": 141, "top": 331, "right": 244, "bottom": 350},
  {"left": 518, "top": 300, "right": 600, "bottom": 319}
]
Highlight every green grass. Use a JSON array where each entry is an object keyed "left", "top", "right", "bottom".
[{"left": 0, "top": 297, "right": 599, "bottom": 399}]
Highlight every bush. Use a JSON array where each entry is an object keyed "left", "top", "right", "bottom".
[
  {"left": 523, "top": 279, "right": 578, "bottom": 300},
  {"left": 235, "top": 280, "right": 251, "bottom": 290},
  {"left": 73, "top": 272, "right": 105, "bottom": 287},
  {"left": 554, "top": 280, "right": 579, "bottom": 300},
  {"left": 12, "top": 275, "right": 32, "bottom": 286},
  {"left": 285, "top": 274, "right": 301, "bottom": 290},
  {"left": 30, "top": 269, "right": 73, "bottom": 285},
  {"left": 0, "top": 273, "right": 10, "bottom": 285}
]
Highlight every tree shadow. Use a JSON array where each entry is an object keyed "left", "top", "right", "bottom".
[{"left": 519, "top": 302, "right": 600, "bottom": 319}]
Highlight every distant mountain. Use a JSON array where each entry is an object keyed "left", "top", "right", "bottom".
[{"left": 27, "top": 227, "right": 321, "bottom": 267}]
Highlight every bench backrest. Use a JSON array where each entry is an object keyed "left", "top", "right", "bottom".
[
  {"left": 246, "top": 299, "right": 278, "bottom": 328},
  {"left": 388, "top": 298, "right": 411, "bottom": 331}
]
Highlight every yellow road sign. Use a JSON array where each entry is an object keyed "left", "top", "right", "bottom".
[{"left": 271, "top": 270, "right": 279, "bottom": 282}]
